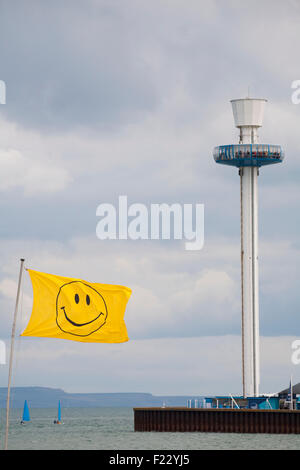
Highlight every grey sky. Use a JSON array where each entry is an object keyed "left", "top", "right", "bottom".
[{"left": 0, "top": 0, "right": 299, "bottom": 394}]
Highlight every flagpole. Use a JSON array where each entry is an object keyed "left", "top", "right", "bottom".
[{"left": 4, "top": 258, "right": 25, "bottom": 450}]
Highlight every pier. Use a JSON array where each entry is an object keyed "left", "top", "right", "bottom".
[{"left": 134, "top": 407, "right": 300, "bottom": 434}]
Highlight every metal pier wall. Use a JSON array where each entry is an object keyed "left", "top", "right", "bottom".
[{"left": 134, "top": 408, "right": 300, "bottom": 433}]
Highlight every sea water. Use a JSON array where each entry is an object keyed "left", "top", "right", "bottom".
[{"left": 1, "top": 407, "right": 300, "bottom": 450}]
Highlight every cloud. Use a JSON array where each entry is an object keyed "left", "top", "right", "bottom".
[
  {"left": 0, "top": 234, "right": 298, "bottom": 342},
  {"left": 3, "top": 334, "right": 298, "bottom": 395},
  {"left": 0, "top": 0, "right": 299, "bottom": 394},
  {"left": 1, "top": 0, "right": 298, "bottom": 134},
  {"left": 0, "top": 0, "right": 160, "bottom": 131},
  {"left": 0, "top": 148, "right": 71, "bottom": 195},
  {"left": 0, "top": 235, "right": 239, "bottom": 340},
  {"left": 0, "top": 278, "right": 33, "bottom": 333}
]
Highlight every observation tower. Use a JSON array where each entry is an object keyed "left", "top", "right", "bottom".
[{"left": 213, "top": 98, "right": 284, "bottom": 397}]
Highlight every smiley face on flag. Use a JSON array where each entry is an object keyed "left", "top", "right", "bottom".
[
  {"left": 56, "top": 281, "right": 108, "bottom": 337},
  {"left": 21, "top": 270, "right": 131, "bottom": 343}
]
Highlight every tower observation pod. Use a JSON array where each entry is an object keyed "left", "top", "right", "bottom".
[{"left": 213, "top": 98, "right": 284, "bottom": 398}]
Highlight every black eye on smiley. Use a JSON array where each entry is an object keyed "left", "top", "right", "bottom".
[
  {"left": 61, "top": 291, "right": 104, "bottom": 328},
  {"left": 74, "top": 293, "right": 91, "bottom": 305}
]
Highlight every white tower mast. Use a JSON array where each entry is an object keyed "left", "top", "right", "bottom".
[
  {"left": 232, "top": 98, "right": 266, "bottom": 397},
  {"left": 213, "top": 98, "right": 284, "bottom": 398}
]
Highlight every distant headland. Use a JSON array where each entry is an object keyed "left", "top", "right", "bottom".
[{"left": 0, "top": 387, "right": 203, "bottom": 408}]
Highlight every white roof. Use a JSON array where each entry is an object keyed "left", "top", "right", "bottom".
[{"left": 231, "top": 98, "right": 267, "bottom": 128}]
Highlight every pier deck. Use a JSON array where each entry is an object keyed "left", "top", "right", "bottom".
[{"left": 134, "top": 407, "right": 300, "bottom": 433}]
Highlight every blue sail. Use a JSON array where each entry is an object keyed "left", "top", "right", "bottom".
[
  {"left": 22, "top": 400, "right": 30, "bottom": 422},
  {"left": 57, "top": 400, "right": 61, "bottom": 422}
]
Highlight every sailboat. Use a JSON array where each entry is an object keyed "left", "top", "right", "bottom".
[
  {"left": 20, "top": 400, "right": 30, "bottom": 424},
  {"left": 54, "top": 400, "right": 62, "bottom": 424}
]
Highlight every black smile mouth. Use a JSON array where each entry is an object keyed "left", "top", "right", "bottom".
[{"left": 60, "top": 306, "right": 104, "bottom": 327}]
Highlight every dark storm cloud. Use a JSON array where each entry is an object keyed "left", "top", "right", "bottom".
[
  {"left": 1, "top": 0, "right": 300, "bottom": 393},
  {"left": 2, "top": 0, "right": 298, "bottom": 133},
  {"left": 0, "top": 0, "right": 300, "bottom": 347},
  {"left": 0, "top": 0, "right": 159, "bottom": 131}
]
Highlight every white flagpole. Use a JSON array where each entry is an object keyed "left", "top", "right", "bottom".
[
  {"left": 291, "top": 375, "right": 293, "bottom": 411},
  {"left": 4, "top": 258, "right": 25, "bottom": 450}
]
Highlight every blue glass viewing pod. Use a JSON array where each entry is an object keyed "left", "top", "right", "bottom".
[{"left": 213, "top": 144, "right": 284, "bottom": 168}]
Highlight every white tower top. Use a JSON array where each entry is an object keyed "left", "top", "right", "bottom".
[
  {"left": 231, "top": 98, "right": 267, "bottom": 144},
  {"left": 231, "top": 98, "right": 267, "bottom": 128}
]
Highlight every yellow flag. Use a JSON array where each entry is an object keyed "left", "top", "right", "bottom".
[{"left": 21, "top": 270, "right": 132, "bottom": 343}]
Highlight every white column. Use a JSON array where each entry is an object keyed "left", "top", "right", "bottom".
[
  {"left": 239, "top": 127, "right": 260, "bottom": 398},
  {"left": 252, "top": 167, "right": 260, "bottom": 397}
]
